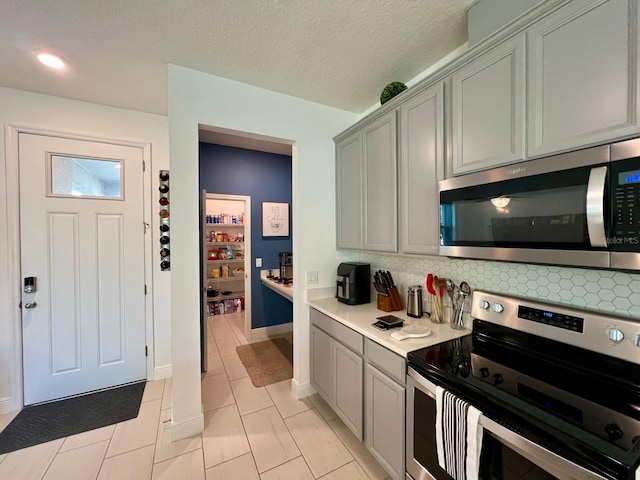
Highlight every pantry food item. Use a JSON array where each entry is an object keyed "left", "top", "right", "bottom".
[
  {"left": 232, "top": 267, "right": 244, "bottom": 277},
  {"left": 221, "top": 265, "right": 229, "bottom": 277}
]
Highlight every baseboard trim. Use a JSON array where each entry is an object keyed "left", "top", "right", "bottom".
[
  {"left": 291, "top": 378, "right": 315, "bottom": 400},
  {"left": 153, "top": 365, "right": 172, "bottom": 380},
  {"left": 249, "top": 322, "right": 293, "bottom": 341},
  {"left": 170, "top": 412, "right": 204, "bottom": 441},
  {"left": 0, "top": 397, "right": 14, "bottom": 415}
]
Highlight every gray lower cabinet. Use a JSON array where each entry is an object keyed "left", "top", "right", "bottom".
[
  {"left": 365, "top": 363, "right": 405, "bottom": 480},
  {"left": 333, "top": 341, "right": 363, "bottom": 438},
  {"left": 310, "top": 325, "right": 333, "bottom": 403},
  {"left": 399, "top": 83, "right": 443, "bottom": 255},
  {"left": 451, "top": 33, "right": 526, "bottom": 175},
  {"left": 310, "top": 311, "right": 364, "bottom": 440},
  {"left": 527, "top": 0, "right": 640, "bottom": 158},
  {"left": 309, "top": 308, "right": 407, "bottom": 480}
]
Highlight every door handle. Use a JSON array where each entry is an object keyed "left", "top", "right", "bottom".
[
  {"left": 586, "top": 165, "right": 608, "bottom": 248},
  {"left": 23, "top": 301, "right": 37, "bottom": 309}
]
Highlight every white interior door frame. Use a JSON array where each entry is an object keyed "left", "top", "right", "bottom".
[{"left": 4, "top": 124, "right": 154, "bottom": 412}]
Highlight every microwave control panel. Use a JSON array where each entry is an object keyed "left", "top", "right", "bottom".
[{"left": 611, "top": 160, "right": 640, "bottom": 250}]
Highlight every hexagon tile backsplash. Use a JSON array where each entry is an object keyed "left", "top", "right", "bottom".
[{"left": 358, "top": 252, "right": 640, "bottom": 319}]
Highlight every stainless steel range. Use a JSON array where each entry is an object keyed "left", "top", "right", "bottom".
[{"left": 406, "top": 290, "right": 640, "bottom": 480}]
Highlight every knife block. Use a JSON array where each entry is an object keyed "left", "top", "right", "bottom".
[{"left": 377, "top": 287, "right": 403, "bottom": 312}]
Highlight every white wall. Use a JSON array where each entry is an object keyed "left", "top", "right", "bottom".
[
  {"left": 0, "top": 86, "right": 171, "bottom": 412},
  {"left": 167, "top": 65, "right": 359, "bottom": 437}
]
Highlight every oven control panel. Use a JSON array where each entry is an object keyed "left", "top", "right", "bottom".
[
  {"left": 518, "top": 306, "right": 584, "bottom": 333},
  {"left": 471, "top": 290, "right": 640, "bottom": 363}
]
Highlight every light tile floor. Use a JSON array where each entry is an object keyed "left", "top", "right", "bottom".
[{"left": 0, "top": 312, "right": 391, "bottom": 480}]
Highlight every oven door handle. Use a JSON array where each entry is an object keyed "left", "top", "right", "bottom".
[{"left": 586, "top": 165, "right": 608, "bottom": 248}]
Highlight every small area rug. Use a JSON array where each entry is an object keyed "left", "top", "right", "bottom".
[
  {"left": 0, "top": 381, "right": 145, "bottom": 454},
  {"left": 236, "top": 338, "right": 293, "bottom": 387}
]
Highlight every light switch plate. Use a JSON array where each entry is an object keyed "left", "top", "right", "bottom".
[
  {"left": 256, "top": 258, "right": 262, "bottom": 268},
  {"left": 306, "top": 270, "right": 318, "bottom": 284}
]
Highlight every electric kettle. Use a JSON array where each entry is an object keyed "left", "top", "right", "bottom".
[{"left": 407, "top": 285, "right": 423, "bottom": 318}]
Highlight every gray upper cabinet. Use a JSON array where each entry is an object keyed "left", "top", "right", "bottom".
[
  {"left": 527, "top": 0, "right": 640, "bottom": 158},
  {"left": 452, "top": 34, "right": 526, "bottom": 175},
  {"left": 335, "top": 111, "right": 397, "bottom": 252},
  {"left": 362, "top": 112, "right": 398, "bottom": 252},
  {"left": 336, "top": 132, "right": 363, "bottom": 249},
  {"left": 399, "top": 84, "right": 443, "bottom": 255}
]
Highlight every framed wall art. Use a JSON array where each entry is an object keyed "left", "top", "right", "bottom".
[{"left": 262, "top": 201, "right": 289, "bottom": 237}]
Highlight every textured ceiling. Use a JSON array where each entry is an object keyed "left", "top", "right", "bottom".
[{"left": 0, "top": 0, "right": 469, "bottom": 116}]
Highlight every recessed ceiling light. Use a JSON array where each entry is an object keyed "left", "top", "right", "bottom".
[{"left": 34, "top": 51, "right": 66, "bottom": 69}]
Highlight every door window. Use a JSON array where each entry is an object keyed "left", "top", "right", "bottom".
[{"left": 48, "top": 154, "right": 123, "bottom": 199}]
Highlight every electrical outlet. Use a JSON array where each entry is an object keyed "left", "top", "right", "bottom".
[
  {"left": 306, "top": 270, "right": 318, "bottom": 284},
  {"left": 256, "top": 258, "right": 262, "bottom": 268}
]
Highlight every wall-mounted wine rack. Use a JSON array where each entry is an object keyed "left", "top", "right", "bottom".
[{"left": 159, "top": 170, "right": 170, "bottom": 271}]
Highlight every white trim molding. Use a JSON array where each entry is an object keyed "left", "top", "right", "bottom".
[
  {"left": 249, "top": 322, "right": 293, "bottom": 341},
  {"left": 170, "top": 411, "right": 205, "bottom": 441},
  {"left": 0, "top": 397, "right": 15, "bottom": 415},
  {"left": 291, "top": 378, "right": 315, "bottom": 400},
  {"left": 153, "top": 365, "right": 172, "bottom": 380}
]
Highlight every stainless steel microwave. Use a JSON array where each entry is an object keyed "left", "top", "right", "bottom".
[{"left": 439, "top": 138, "right": 640, "bottom": 270}]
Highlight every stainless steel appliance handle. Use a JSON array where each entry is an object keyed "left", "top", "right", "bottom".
[
  {"left": 406, "top": 368, "right": 607, "bottom": 480},
  {"left": 586, "top": 166, "right": 608, "bottom": 248}
]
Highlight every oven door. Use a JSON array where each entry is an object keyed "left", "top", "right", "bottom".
[
  {"left": 439, "top": 145, "right": 611, "bottom": 269},
  {"left": 406, "top": 368, "right": 608, "bottom": 480}
]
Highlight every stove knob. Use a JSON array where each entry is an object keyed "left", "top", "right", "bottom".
[
  {"left": 479, "top": 367, "right": 490, "bottom": 378},
  {"left": 492, "top": 303, "right": 504, "bottom": 313},
  {"left": 604, "top": 423, "right": 623, "bottom": 441},
  {"left": 493, "top": 374, "right": 504, "bottom": 385},
  {"left": 632, "top": 334, "right": 640, "bottom": 347},
  {"left": 479, "top": 300, "right": 490, "bottom": 310},
  {"left": 605, "top": 327, "right": 624, "bottom": 343}
]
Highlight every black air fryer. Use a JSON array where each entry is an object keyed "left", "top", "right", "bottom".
[{"left": 336, "top": 262, "right": 370, "bottom": 305}]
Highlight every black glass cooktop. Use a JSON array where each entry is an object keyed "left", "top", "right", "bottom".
[{"left": 408, "top": 320, "right": 640, "bottom": 480}]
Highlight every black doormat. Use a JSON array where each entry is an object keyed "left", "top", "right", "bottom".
[{"left": 0, "top": 381, "right": 146, "bottom": 454}]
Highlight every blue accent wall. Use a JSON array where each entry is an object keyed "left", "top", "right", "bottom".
[{"left": 199, "top": 143, "right": 293, "bottom": 328}]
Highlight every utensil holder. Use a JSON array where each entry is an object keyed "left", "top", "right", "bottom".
[
  {"left": 377, "top": 287, "right": 403, "bottom": 312},
  {"left": 430, "top": 294, "right": 444, "bottom": 323},
  {"left": 450, "top": 305, "right": 465, "bottom": 329}
]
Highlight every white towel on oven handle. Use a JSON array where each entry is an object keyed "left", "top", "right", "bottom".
[{"left": 435, "top": 386, "right": 484, "bottom": 480}]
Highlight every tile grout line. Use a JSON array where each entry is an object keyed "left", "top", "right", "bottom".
[
  {"left": 280, "top": 406, "right": 339, "bottom": 480},
  {"left": 38, "top": 434, "right": 66, "bottom": 480}
]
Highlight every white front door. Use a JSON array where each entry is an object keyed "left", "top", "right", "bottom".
[{"left": 19, "top": 133, "right": 147, "bottom": 405}]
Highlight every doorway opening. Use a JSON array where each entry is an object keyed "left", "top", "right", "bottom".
[{"left": 198, "top": 126, "right": 294, "bottom": 350}]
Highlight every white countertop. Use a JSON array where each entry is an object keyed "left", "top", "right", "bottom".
[
  {"left": 260, "top": 270, "right": 293, "bottom": 301},
  {"left": 307, "top": 297, "right": 470, "bottom": 357}
]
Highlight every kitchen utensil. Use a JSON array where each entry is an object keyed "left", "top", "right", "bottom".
[
  {"left": 451, "top": 281, "right": 471, "bottom": 330},
  {"left": 391, "top": 325, "right": 432, "bottom": 341},
  {"left": 426, "top": 274, "right": 435, "bottom": 295},
  {"left": 445, "top": 278, "right": 458, "bottom": 304}
]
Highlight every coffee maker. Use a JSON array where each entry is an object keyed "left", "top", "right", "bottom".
[{"left": 278, "top": 252, "right": 293, "bottom": 284}]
